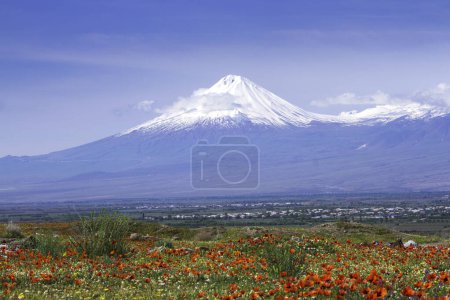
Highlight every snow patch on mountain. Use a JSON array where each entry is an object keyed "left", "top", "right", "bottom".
[{"left": 339, "top": 103, "right": 449, "bottom": 124}]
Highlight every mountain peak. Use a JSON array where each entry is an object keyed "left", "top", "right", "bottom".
[
  {"left": 123, "top": 75, "right": 333, "bottom": 134},
  {"left": 217, "top": 74, "right": 245, "bottom": 85},
  {"left": 208, "top": 75, "right": 250, "bottom": 93}
]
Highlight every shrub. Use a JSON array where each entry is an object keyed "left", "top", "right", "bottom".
[
  {"left": 78, "top": 211, "right": 130, "bottom": 257},
  {"left": 35, "top": 234, "right": 66, "bottom": 257},
  {"left": 5, "top": 221, "right": 24, "bottom": 238},
  {"left": 235, "top": 236, "right": 324, "bottom": 278},
  {"left": 257, "top": 240, "right": 307, "bottom": 278}
]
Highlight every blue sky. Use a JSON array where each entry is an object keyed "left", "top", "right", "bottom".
[{"left": 1, "top": 0, "right": 450, "bottom": 156}]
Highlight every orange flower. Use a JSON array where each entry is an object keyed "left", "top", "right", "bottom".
[
  {"left": 402, "top": 286, "right": 415, "bottom": 297},
  {"left": 366, "top": 270, "right": 382, "bottom": 284},
  {"left": 229, "top": 283, "right": 238, "bottom": 293},
  {"left": 423, "top": 281, "right": 433, "bottom": 289},
  {"left": 373, "top": 288, "right": 388, "bottom": 299},
  {"left": 440, "top": 272, "right": 449, "bottom": 284},
  {"left": 361, "top": 287, "right": 371, "bottom": 295},
  {"left": 197, "top": 291, "right": 206, "bottom": 298},
  {"left": 427, "top": 273, "right": 437, "bottom": 281}
]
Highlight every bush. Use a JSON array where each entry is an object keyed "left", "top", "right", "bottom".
[
  {"left": 5, "top": 221, "right": 24, "bottom": 238},
  {"left": 262, "top": 243, "right": 307, "bottom": 277},
  {"left": 78, "top": 211, "right": 130, "bottom": 257},
  {"left": 35, "top": 234, "right": 66, "bottom": 257}
]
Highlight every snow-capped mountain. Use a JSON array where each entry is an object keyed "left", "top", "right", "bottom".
[
  {"left": 123, "top": 75, "right": 336, "bottom": 134},
  {"left": 1, "top": 75, "right": 450, "bottom": 202},
  {"left": 123, "top": 75, "right": 448, "bottom": 133}
]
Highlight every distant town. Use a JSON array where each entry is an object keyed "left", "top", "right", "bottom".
[{"left": 134, "top": 199, "right": 449, "bottom": 223}]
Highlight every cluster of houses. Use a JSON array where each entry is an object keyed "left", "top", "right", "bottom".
[{"left": 136, "top": 202, "right": 450, "bottom": 222}]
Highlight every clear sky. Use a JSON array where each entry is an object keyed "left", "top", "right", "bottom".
[{"left": 1, "top": 0, "right": 450, "bottom": 156}]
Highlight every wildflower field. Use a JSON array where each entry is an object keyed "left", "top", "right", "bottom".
[{"left": 1, "top": 217, "right": 449, "bottom": 299}]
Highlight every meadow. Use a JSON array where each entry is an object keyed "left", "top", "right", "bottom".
[{"left": 0, "top": 213, "right": 449, "bottom": 299}]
